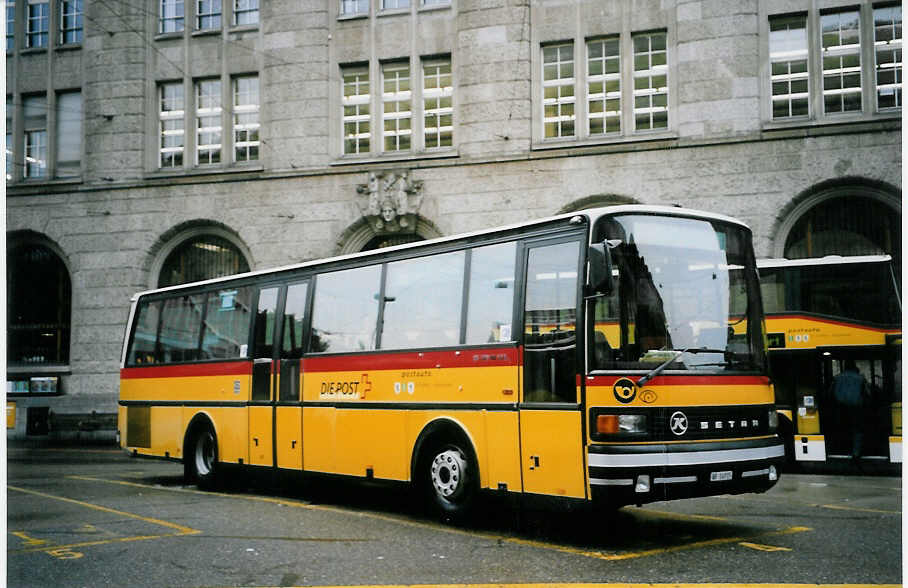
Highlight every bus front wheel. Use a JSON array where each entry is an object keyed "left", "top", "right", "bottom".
[
  {"left": 419, "top": 439, "right": 478, "bottom": 522},
  {"left": 185, "top": 426, "right": 220, "bottom": 490}
]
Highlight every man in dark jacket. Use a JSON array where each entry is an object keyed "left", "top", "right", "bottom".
[{"left": 832, "top": 359, "right": 869, "bottom": 461}]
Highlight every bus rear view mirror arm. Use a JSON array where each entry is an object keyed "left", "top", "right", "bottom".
[{"left": 588, "top": 240, "right": 621, "bottom": 296}]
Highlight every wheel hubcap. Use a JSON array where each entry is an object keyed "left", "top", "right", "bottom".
[
  {"left": 195, "top": 433, "right": 214, "bottom": 476},
  {"left": 430, "top": 449, "right": 466, "bottom": 499}
]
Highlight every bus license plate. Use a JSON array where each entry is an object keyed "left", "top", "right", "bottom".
[{"left": 710, "top": 471, "right": 733, "bottom": 482}]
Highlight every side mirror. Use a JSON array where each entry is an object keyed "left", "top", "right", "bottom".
[{"left": 588, "top": 242, "right": 615, "bottom": 295}]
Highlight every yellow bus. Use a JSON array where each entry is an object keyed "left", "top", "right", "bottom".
[
  {"left": 119, "top": 205, "right": 784, "bottom": 519},
  {"left": 757, "top": 255, "right": 901, "bottom": 468}
]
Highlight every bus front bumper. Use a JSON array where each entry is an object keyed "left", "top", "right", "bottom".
[{"left": 588, "top": 437, "right": 785, "bottom": 506}]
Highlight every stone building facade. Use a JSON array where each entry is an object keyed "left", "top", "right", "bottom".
[{"left": 6, "top": 0, "right": 901, "bottom": 439}]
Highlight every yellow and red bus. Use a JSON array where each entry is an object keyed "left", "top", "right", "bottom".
[
  {"left": 119, "top": 205, "right": 784, "bottom": 518},
  {"left": 757, "top": 255, "right": 902, "bottom": 468}
]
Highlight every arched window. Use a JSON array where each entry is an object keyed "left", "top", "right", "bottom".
[
  {"left": 7, "top": 242, "right": 71, "bottom": 366},
  {"left": 158, "top": 234, "right": 250, "bottom": 287},
  {"left": 783, "top": 195, "right": 900, "bottom": 261}
]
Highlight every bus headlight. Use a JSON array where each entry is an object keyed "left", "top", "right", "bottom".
[
  {"left": 596, "top": 414, "right": 647, "bottom": 436},
  {"left": 767, "top": 409, "right": 778, "bottom": 433}
]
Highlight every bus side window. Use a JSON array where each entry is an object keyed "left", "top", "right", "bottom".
[
  {"left": 282, "top": 282, "right": 309, "bottom": 359},
  {"left": 381, "top": 251, "right": 465, "bottom": 350},
  {"left": 310, "top": 265, "right": 382, "bottom": 353},
  {"left": 200, "top": 287, "right": 253, "bottom": 359},
  {"left": 465, "top": 242, "right": 516, "bottom": 344},
  {"left": 129, "top": 300, "right": 162, "bottom": 365},
  {"left": 159, "top": 295, "right": 205, "bottom": 363}
]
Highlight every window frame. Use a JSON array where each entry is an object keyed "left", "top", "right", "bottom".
[
  {"left": 232, "top": 75, "right": 260, "bottom": 163},
  {"left": 196, "top": 0, "right": 221, "bottom": 30},
  {"left": 873, "top": 4, "right": 902, "bottom": 110},
  {"left": 26, "top": 0, "right": 48, "bottom": 49},
  {"left": 232, "top": 0, "right": 258, "bottom": 26},
  {"left": 58, "top": 0, "right": 82, "bottom": 45},
  {"left": 340, "top": 55, "right": 455, "bottom": 159},
  {"left": 764, "top": 4, "right": 902, "bottom": 127},
  {"left": 160, "top": 0, "right": 185, "bottom": 34},
  {"left": 195, "top": 78, "right": 223, "bottom": 166},
  {"left": 159, "top": 81, "right": 186, "bottom": 170},
  {"left": 381, "top": 61, "right": 413, "bottom": 153},
  {"left": 23, "top": 94, "right": 47, "bottom": 179},
  {"left": 534, "top": 29, "right": 673, "bottom": 148},
  {"left": 7, "top": 0, "right": 15, "bottom": 51}
]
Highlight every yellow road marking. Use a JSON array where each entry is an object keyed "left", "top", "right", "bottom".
[
  {"left": 727, "top": 493, "right": 902, "bottom": 515},
  {"left": 69, "top": 475, "right": 809, "bottom": 563},
  {"left": 738, "top": 541, "right": 793, "bottom": 552},
  {"left": 818, "top": 502, "right": 901, "bottom": 515},
  {"left": 7, "top": 485, "right": 201, "bottom": 555}
]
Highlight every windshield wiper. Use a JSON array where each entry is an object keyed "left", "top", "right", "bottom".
[{"left": 636, "top": 347, "right": 728, "bottom": 387}]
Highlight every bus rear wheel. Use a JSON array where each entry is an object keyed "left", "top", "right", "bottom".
[
  {"left": 186, "top": 426, "right": 220, "bottom": 490},
  {"left": 420, "top": 440, "right": 478, "bottom": 522}
]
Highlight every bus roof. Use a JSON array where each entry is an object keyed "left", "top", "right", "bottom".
[
  {"left": 132, "top": 204, "right": 750, "bottom": 300},
  {"left": 757, "top": 254, "right": 893, "bottom": 269}
]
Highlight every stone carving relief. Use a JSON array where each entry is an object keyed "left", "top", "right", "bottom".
[{"left": 356, "top": 170, "right": 425, "bottom": 233}]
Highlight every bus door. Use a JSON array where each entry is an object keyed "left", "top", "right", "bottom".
[
  {"left": 823, "top": 355, "right": 889, "bottom": 459},
  {"left": 250, "top": 286, "right": 280, "bottom": 467},
  {"left": 519, "top": 238, "right": 587, "bottom": 499},
  {"left": 275, "top": 281, "right": 309, "bottom": 470}
]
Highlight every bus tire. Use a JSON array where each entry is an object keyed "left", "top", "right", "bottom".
[
  {"left": 418, "top": 437, "right": 478, "bottom": 523},
  {"left": 185, "top": 424, "right": 220, "bottom": 490}
]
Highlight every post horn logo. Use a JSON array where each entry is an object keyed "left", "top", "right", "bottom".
[{"left": 612, "top": 378, "right": 637, "bottom": 404}]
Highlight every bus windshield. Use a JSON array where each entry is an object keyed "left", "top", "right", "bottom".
[{"left": 590, "top": 214, "right": 765, "bottom": 373}]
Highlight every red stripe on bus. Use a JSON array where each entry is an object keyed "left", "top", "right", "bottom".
[
  {"left": 121, "top": 361, "right": 251, "bottom": 379},
  {"left": 586, "top": 375, "right": 770, "bottom": 387},
  {"left": 303, "top": 347, "right": 520, "bottom": 372}
]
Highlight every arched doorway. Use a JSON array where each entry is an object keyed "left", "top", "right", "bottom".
[
  {"left": 782, "top": 195, "right": 900, "bottom": 260},
  {"left": 7, "top": 240, "right": 71, "bottom": 366},
  {"left": 775, "top": 183, "right": 901, "bottom": 262}
]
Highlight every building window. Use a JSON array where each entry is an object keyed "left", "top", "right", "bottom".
[
  {"left": 6, "top": 96, "right": 13, "bottom": 182},
  {"left": 159, "top": 82, "right": 185, "bottom": 169},
  {"left": 423, "top": 59, "right": 453, "bottom": 149},
  {"left": 542, "top": 43, "right": 575, "bottom": 139},
  {"left": 23, "top": 95, "right": 47, "bottom": 179},
  {"left": 158, "top": 234, "right": 250, "bottom": 287},
  {"left": 59, "top": 0, "right": 82, "bottom": 44},
  {"left": 26, "top": 0, "right": 48, "bottom": 48},
  {"left": 342, "top": 68, "right": 370, "bottom": 154},
  {"left": 197, "top": 0, "right": 220, "bottom": 30},
  {"left": 160, "top": 0, "right": 184, "bottom": 33},
  {"left": 55, "top": 91, "right": 81, "bottom": 178},
  {"left": 7, "top": 242, "right": 71, "bottom": 366},
  {"left": 768, "top": 8, "right": 901, "bottom": 122},
  {"left": 382, "top": 62, "right": 412, "bottom": 152},
  {"left": 6, "top": 133, "right": 12, "bottom": 182},
  {"left": 233, "top": 75, "right": 259, "bottom": 162},
  {"left": 233, "top": 0, "right": 257, "bottom": 26},
  {"left": 7, "top": 0, "right": 15, "bottom": 51},
  {"left": 587, "top": 37, "right": 621, "bottom": 135},
  {"left": 769, "top": 15, "right": 809, "bottom": 119},
  {"left": 382, "top": 0, "right": 408, "bottom": 9},
  {"left": 874, "top": 5, "right": 902, "bottom": 110},
  {"left": 422, "top": 0, "right": 449, "bottom": 5},
  {"left": 340, "top": 0, "right": 367, "bottom": 16},
  {"left": 632, "top": 31, "right": 668, "bottom": 131},
  {"left": 196, "top": 79, "right": 222, "bottom": 165},
  {"left": 342, "top": 55, "right": 453, "bottom": 157},
  {"left": 821, "top": 10, "right": 862, "bottom": 114}
]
